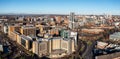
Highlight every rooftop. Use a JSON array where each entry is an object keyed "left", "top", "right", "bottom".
[
  {"left": 110, "top": 32, "right": 120, "bottom": 39},
  {"left": 51, "top": 49, "right": 66, "bottom": 54},
  {"left": 22, "top": 25, "right": 36, "bottom": 29},
  {"left": 91, "top": 26, "right": 115, "bottom": 29},
  {"left": 52, "top": 37, "right": 63, "bottom": 40},
  {"left": 20, "top": 35, "right": 32, "bottom": 40},
  {"left": 81, "top": 28, "right": 104, "bottom": 34}
]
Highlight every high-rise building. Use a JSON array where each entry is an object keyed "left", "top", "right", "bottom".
[
  {"left": 69, "top": 12, "right": 75, "bottom": 29},
  {"left": 8, "top": 25, "right": 21, "bottom": 41},
  {"left": 60, "top": 29, "right": 78, "bottom": 46},
  {"left": 32, "top": 40, "right": 48, "bottom": 57},
  {"left": 20, "top": 25, "right": 36, "bottom": 37},
  {"left": 8, "top": 25, "right": 21, "bottom": 35},
  {"left": 48, "top": 37, "right": 75, "bottom": 57},
  {"left": 32, "top": 37, "right": 75, "bottom": 58},
  {"left": 3, "top": 25, "right": 8, "bottom": 34},
  {"left": 20, "top": 35, "right": 33, "bottom": 50}
]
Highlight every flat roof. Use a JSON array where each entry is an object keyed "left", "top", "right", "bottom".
[
  {"left": 110, "top": 32, "right": 120, "bottom": 39},
  {"left": 91, "top": 26, "right": 114, "bottom": 29},
  {"left": 82, "top": 28, "right": 104, "bottom": 32},
  {"left": 81, "top": 28, "right": 104, "bottom": 34},
  {"left": 51, "top": 49, "right": 66, "bottom": 54},
  {"left": 36, "top": 38, "right": 49, "bottom": 42},
  {"left": 21, "top": 35, "right": 32, "bottom": 40},
  {"left": 22, "top": 25, "right": 36, "bottom": 29},
  {"left": 52, "top": 37, "right": 63, "bottom": 40}
]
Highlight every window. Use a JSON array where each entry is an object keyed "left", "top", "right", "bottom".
[
  {"left": 21, "top": 38, "right": 26, "bottom": 47},
  {"left": 29, "top": 41, "right": 32, "bottom": 49}
]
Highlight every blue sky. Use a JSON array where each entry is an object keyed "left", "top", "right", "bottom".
[{"left": 0, "top": 0, "right": 120, "bottom": 15}]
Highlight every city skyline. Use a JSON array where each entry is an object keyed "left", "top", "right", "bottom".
[{"left": 0, "top": 0, "right": 120, "bottom": 15}]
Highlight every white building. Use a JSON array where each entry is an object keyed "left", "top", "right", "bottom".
[
  {"left": 110, "top": 32, "right": 120, "bottom": 41},
  {"left": 3, "top": 25, "right": 8, "bottom": 34}
]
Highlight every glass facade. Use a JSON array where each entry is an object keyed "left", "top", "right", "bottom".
[{"left": 21, "top": 38, "right": 26, "bottom": 47}]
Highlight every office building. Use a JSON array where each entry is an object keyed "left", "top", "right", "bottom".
[
  {"left": 20, "top": 25, "right": 36, "bottom": 37},
  {"left": 49, "top": 37, "right": 75, "bottom": 58},
  {"left": 60, "top": 29, "right": 78, "bottom": 45},
  {"left": 69, "top": 12, "right": 75, "bottom": 29},
  {"left": 48, "top": 29, "right": 59, "bottom": 36},
  {"left": 110, "top": 32, "right": 120, "bottom": 41},
  {"left": 32, "top": 38, "right": 49, "bottom": 57},
  {"left": 8, "top": 25, "right": 21, "bottom": 35},
  {"left": 8, "top": 25, "right": 21, "bottom": 41},
  {"left": 20, "top": 35, "right": 33, "bottom": 50},
  {"left": 36, "top": 24, "right": 43, "bottom": 34},
  {"left": 3, "top": 25, "right": 8, "bottom": 34},
  {"left": 32, "top": 37, "right": 75, "bottom": 58}
]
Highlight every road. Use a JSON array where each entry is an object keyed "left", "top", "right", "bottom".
[
  {"left": 79, "top": 41, "right": 87, "bottom": 55},
  {"left": 82, "top": 41, "right": 96, "bottom": 59}
]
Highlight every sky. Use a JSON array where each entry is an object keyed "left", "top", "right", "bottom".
[{"left": 0, "top": 0, "right": 120, "bottom": 15}]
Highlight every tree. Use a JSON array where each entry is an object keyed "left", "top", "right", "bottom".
[{"left": 20, "top": 56, "right": 25, "bottom": 59}]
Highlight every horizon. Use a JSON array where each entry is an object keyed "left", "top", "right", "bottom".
[
  {"left": 0, "top": 13, "right": 120, "bottom": 15},
  {"left": 0, "top": 0, "right": 120, "bottom": 15}
]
